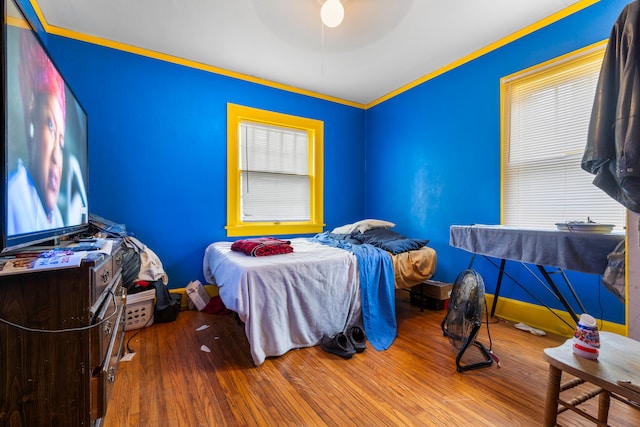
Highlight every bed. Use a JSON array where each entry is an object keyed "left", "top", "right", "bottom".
[{"left": 202, "top": 220, "right": 436, "bottom": 365}]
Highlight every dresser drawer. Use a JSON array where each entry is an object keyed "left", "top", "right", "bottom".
[
  {"left": 111, "top": 246, "right": 123, "bottom": 274},
  {"left": 92, "top": 256, "right": 115, "bottom": 302},
  {"left": 90, "top": 243, "right": 123, "bottom": 311},
  {"left": 91, "top": 271, "right": 123, "bottom": 363},
  {"left": 92, "top": 301, "right": 125, "bottom": 420}
]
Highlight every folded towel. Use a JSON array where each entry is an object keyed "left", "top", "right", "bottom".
[{"left": 231, "top": 237, "right": 294, "bottom": 257}]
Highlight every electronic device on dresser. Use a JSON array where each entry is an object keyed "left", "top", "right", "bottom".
[{"left": 2, "top": 0, "right": 89, "bottom": 255}]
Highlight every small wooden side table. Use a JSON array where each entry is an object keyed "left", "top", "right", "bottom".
[{"left": 543, "top": 331, "right": 640, "bottom": 426}]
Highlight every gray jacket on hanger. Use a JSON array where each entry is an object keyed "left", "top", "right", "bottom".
[{"left": 582, "top": 1, "right": 640, "bottom": 213}]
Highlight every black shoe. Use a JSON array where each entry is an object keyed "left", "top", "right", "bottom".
[
  {"left": 347, "top": 326, "right": 367, "bottom": 353},
  {"left": 320, "top": 333, "right": 356, "bottom": 359}
]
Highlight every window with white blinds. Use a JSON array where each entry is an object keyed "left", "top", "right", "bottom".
[
  {"left": 501, "top": 43, "right": 626, "bottom": 230},
  {"left": 239, "top": 123, "right": 310, "bottom": 222},
  {"left": 226, "top": 103, "right": 324, "bottom": 237}
]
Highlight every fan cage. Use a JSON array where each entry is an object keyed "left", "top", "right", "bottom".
[
  {"left": 441, "top": 269, "right": 493, "bottom": 372},
  {"left": 445, "top": 270, "right": 486, "bottom": 345},
  {"left": 446, "top": 317, "right": 476, "bottom": 350}
]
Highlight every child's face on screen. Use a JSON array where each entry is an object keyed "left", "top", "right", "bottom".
[{"left": 30, "top": 92, "right": 65, "bottom": 215}]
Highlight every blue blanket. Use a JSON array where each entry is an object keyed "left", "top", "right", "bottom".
[{"left": 310, "top": 233, "right": 396, "bottom": 350}]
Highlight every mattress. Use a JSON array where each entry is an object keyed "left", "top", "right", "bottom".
[{"left": 203, "top": 238, "right": 361, "bottom": 365}]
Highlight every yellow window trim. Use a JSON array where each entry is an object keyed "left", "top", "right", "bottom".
[
  {"left": 226, "top": 103, "right": 324, "bottom": 237},
  {"left": 499, "top": 40, "right": 607, "bottom": 224}
]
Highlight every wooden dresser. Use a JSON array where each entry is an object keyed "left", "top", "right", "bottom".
[{"left": 0, "top": 240, "right": 125, "bottom": 427}]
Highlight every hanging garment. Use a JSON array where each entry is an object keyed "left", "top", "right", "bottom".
[
  {"left": 602, "top": 240, "right": 625, "bottom": 303},
  {"left": 582, "top": 1, "right": 640, "bottom": 212}
]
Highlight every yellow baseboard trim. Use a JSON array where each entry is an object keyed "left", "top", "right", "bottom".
[
  {"left": 171, "top": 284, "right": 220, "bottom": 311},
  {"left": 486, "top": 294, "right": 627, "bottom": 337},
  {"left": 168, "top": 287, "right": 626, "bottom": 335}
]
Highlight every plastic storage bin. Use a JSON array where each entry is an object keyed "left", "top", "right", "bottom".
[{"left": 125, "top": 289, "right": 155, "bottom": 331}]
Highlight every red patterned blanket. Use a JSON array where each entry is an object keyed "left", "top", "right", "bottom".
[{"left": 230, "top": 237, "right": 294, "bottom": 257}]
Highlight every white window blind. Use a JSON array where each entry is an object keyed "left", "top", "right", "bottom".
[
  {"left": 239, "top": 122, "right": 310, "bottom": 222},
  {"left": 502, "top": 46, "right": 626, "bottom": 230}
]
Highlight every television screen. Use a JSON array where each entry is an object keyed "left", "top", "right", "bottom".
[{"left": 2, "top": 0, "right": 88, "bottom": 253}]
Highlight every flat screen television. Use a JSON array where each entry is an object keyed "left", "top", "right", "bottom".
[{"left": 1, "top": 0, "right": 88, "bottom": 253}]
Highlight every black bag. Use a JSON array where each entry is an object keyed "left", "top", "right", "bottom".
[
  {"left": 120, "top": 246, "right": 141, "bottom": 288},
  {"left": 152, "top": 280, "right": 181, "bottom": 323}
]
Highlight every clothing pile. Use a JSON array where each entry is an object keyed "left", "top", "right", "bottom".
[
  {"left": 87, "top": 214, "right": 178, "bottom": 323},
  {"left": 230, "top": 237, "right": 293, "bottom": 257}
]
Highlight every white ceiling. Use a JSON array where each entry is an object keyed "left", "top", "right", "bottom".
[{"left": 34, "top": 0, "right": 583, "bottom": 106}]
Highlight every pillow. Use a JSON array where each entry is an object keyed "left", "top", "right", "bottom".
[
  {"left": 352, "top": 228, "right": 429, "bottom": 255},
  {"left": 332, "top": 219, "right": 395, "bottom": 234},
  {"left": 352, "top": 219, "right": 396, "bottom": 234},
  {"left": 326, "top": 232, "right": 363, "bottom": 245},
  {"left": 332, "top": 223, "right": 357, "bottom": 234}
]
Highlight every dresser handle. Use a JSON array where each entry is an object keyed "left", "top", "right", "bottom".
[
  {"left": 104, "top": 321, "right": 112, "bottom": 336},
  {"left": 108, "top": 367, "right": 116, "bottom": 383},
  {"left": 101, "top": 269, "right": 110, "bottom": 283}
]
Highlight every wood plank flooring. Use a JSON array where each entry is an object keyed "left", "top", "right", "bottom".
[{"left": 104, "top": 291, "right": 640, "bottom": 426}]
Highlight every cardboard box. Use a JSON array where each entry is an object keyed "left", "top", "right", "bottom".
[
  {"left": 421, "top": 280, "right": 453, "bottom": 300},
  {"left": 186, "top": 280, "right": 210, "bottom": 311}
]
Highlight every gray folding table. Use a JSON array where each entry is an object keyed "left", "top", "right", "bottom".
[{"left": 449, "top": 225, "right": 624, "bottom": 325}]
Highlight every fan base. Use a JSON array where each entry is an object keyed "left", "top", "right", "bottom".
[
  {"left": 441, "top": 317, "right": 494, "bottom": 373},
  {"left": 455, "top": 339, "right": 493, "bottom": 373}
]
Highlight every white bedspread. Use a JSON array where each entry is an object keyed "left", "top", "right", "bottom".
[{"left": 203, "top": 238, "right": 361, "bottom": 365}]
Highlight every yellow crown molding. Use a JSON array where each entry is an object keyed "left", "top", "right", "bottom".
[
  {"left": 28, "top": 2, "right": 364, "bottom": 109},
  {"left": 364, "top": 0, "right": 600, "bottom": 109},
  {"left": 29, "top": 0, "right": 599, "bottom": 110}
]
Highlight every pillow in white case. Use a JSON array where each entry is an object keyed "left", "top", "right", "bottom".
[
  {"left": 332, "top": 219, "right": 395, "bottom": 234},
  {"left": 353, "top": 219, "right": 395, "bottom": 233},
  {"left": 332, "top": 223, "right": 356, "bottom": 234}
]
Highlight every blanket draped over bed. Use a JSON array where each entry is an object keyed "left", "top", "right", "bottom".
[
  {"left": 203, "top": 228, "right": 432, "bottom": 365},
  {"left": 203, "top": 238, "right": 361, "bottom": 365},
  {"left": 310, "top": 233, "right": 396, "bottom": 351}
]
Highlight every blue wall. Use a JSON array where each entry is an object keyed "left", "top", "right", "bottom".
[
  {"left": 36, "top": 32, "right": 367, "bottom": 289},
  {"left": 366, "top": 0, "right": 629, "bottom": 324},
  {"left": 17, "top": 0, "right": 629, "bottom": 323}
]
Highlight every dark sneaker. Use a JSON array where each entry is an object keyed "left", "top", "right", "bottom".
[
  {"left": 320, "top": 333, "right": 356, "bottom": 359},
  {"left": 347, "top": 326, "right": 367, "bottom": 353}
]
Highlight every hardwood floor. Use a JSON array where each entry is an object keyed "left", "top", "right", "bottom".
[{"left": 104, "top": 292, "right": 640, "bottom": 426}]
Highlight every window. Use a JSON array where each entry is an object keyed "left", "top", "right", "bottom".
[
  {"left": 226, "top": 103, "right": 324, "bottom": 236},
  {"left": 501, "top": 43, "right": 626, "bottom": 230}
]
